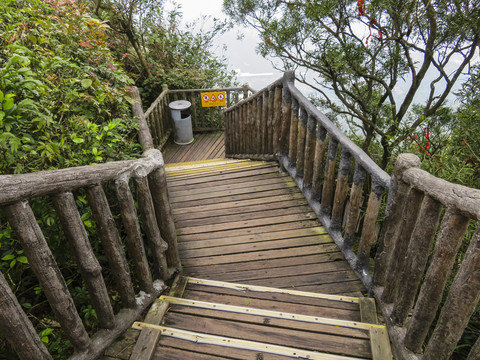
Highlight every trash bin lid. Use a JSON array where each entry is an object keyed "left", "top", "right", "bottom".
[{"left": 169, "top": 100, "right": 191, "bottom": 110}]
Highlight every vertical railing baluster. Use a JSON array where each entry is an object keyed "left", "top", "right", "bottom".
[
  {"left": 268, "top": 89, "right": 275, "bottom": 153},
  {"left": 303, "top": 114, "right": 316, "bottom": 189},
  {"left": 253, "top": 98, "right": 260, "bottom": 153},
  {"left": 52, "top": 192, "right": 116, "bottom": 329},
  {"left": 86, "top": 184, "right": 137, "bottom": 308},
  {"left": 0, "top": 271, "right": 52, "bottom": 360},
  {"left": 262, "top": 91, "right": 269, "bottom": 154},
  {"left": 296, "top": 107, "right": 307, "bottom": 178},
  {"left": 273, "top": 86, "right": 282, "bottom": 155},
  {"left": 135, "top": 176, "right": 169, "bottom": 280},
  {"left": 356, "top": 182, "right": 386, "bottom": 271},
  {"left": 114, "top": 179, "right": 154, "bottom": 293},
  {"left": 311, "top": 124, "right": 328, "bottom": 201},
  {"left": 373, "top": 154, "right": 420, "bottom": 287},
  {"left": 404, "top": 208, "right": 470, "bottom": 353},
  {"left": 343, "top": 165, "right": 366, "bottom": 250},
  {"left": 256, "top": 96, "right": 263, "bottom": 154},
  {"left": 149, "top": 164, "right": 182, "bottom": 272},
  {"left": 331, "top": 150, "right": 351, "bottom": 230},
  {"left": 321, "top": 138, "right": 339, "bottom": 213},
  {"left": 280, "top": 83, "right": 292, "bottom": 157},
  {"left": 391, "top": 195, "right": 442, "bottom": 325},
  {"left": 382, "top": 187, "right": 424, "bottom": 303},
  {"left": 288, "top": 98, "right": 299, "bottom": 167},
  {"left": 3, "top": 201, "right": 91, "bottom": 351},
  {"left": 190, "top": 92, "right": 197, "bottom": 129}
]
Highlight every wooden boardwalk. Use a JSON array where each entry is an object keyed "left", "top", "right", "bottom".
[
  {"left": 103, "top": 154, "right": 391, "bottom": 359},
  {"left": 163, "top": 132, "right": 225, "bottom": 164}
]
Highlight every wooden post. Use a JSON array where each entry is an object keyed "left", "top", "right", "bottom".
[
  {"left": 343, "top": 165, "right": 366, "bottom": 250},
  {"left": 373, "top": 153, "right": 421, "bottom": 287},
  {"left": 381, "top": 187, "right": 424, "bottom": 304},
  {"left": 149, "top": 166, "right": 182, "bottom": 272},
  {"left": 131, "top": 86, "right": 154, "bottom": 151},
  {"left": 247, "top": 100, "right": 253, "bottom": 153},
  {"left": 114, "top": 179, "right": 154, "bottom": 293},
  {"left": 52, "top": 192, "right": 116, "bottom": 329},
  {"left": 288, "top": 98, "right": 299, "bottom": 166},
  {"left": 311, "top": 124, "right": 328, "bottom": 201},
  {"left": 356, "top": 182, "right": 385, "bottom": 270},
  {"left": 268, "top": 89, "right": 275, "bottom": 153},
  {"left": 321, "top": 137, "right": 339, "bottom": 213},
  {"left": 3, "top": 201, "right": 90, "bottom": 350},
  {"left": 303, "top": 113, "right": 316, "bottom": 189},
  {"left": 0, "top": 271, "right": 52, "bottom": 360},
  {"left": 86, "top": 184, "right": 136, "bottom": 309},
  {"left": 422, "top": 226, "right": 480, "bottom": 360},
  {"left": 391, "top": 195, "right": 442, "bottom": 325},
  {"left": 255, "top": 96, "right": 263, "bottom": 154},
  {"left": 295, "top": 106, "right": 307, "bottom": 178},
  {"left": 135, "top": 176, "right": 169, "bottom": 280},
  {"left": 280, "top": 85, "right": 292, "bottom": 157},
  {"left": 331, "top": 149, "right": 351, "bottom": 230},
  {"left": 273, "top": 86, "right": 282, "bottom": 154},
  {"left": 467, "top": 336, "right": 480, "bottom": 360},
  {"left": 404, "top": 208, "right": 470, "bottom": 353},
  {"left": 261, "top": 92, "right": 268, "bottom": 154}
]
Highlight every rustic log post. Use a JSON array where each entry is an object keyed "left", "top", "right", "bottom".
[
  {"left": 241, "top": 103, "right": 247, "bottom": 154},
  {"left": 320, "top": 137, "right": 339, "bottom": 213},
  {"left": 135, "top": 176, "right": 169, "bottom": 280},
  {"left": 51, "top": 192, "right": 116, "bottom": 329},
  {"left": 373, "top": 153, "right": 421, "bottom": 287},
  {"left": 381, "top": 187, "right": 424, "bottom": 304},
  {"left": 0, "top": 271, "right": 52, "bottom": 360},
  {"left": 311, "top": 124, "right": 328, "bottom": 201},
  {"left": 467, "top": 336, "right": 480, "bottom": 360},
  {"left": 3, "top": 201, "right": 90, "bottom": 350},
  {"left": 224, "top": 110, "right": 230, "bottom": 155},
  {"left": 404, "top": 208, "right": 470, "bottom": 353},
  {"left": 190, "top": 92, "right": 197, "bottom": 129},
  {"left": 268, "top": 89, "right": 275, "bottom": 153},
  {"left": 288, "top": 98, "right": 299, "bottom": 167},
  {"left": 114, "top": 179, "right": 154, "bottom": 293},
  {"left": 261, "top": 92, "right": 269, "bottom": 154},
  {"left": 86, "top": 184, "right": 137, "bottom": 308},
  {"left": 331, "top": 149, "right": 351, "bottom": 230},
  {"left": 273, "top": 85, "right": 282, "bottom": 154},
  {"left": 248, "top": 100, "right": 254, "bottom": 153},
  {"left": 343, "top": 165, "right": 366, "bottom": 250},
  {"left": 155, "top": 103, "right": 164, "bottom": 141},
  {"left": 280, "top": 85, "right": 292, "bottom": 157},
  {"left": 256, "top": 96, "right": 263, "bottom": 154},
  {"left": 295, "top": 106, "right": 307, "bottom": 178},
  {"left": 233, "top": 107, "right": 238, "bottom": 155},
  {"left": 356, "top": 182, "right": 385, "bottom": 270},
  {"left": 391, "top": 195, "right": 442, "bottom": 325},
  {"left": 131, "top": 86, "right": 154, "bottom": 151},
  {"left": 422, "top": 226, "right": 480, "bottom": 360},
  {"left": 148, "top": 164, "right": 182, "bottom": 272},
  {"left": 303, "top": 113, "right": 316, "bottom": 189}
]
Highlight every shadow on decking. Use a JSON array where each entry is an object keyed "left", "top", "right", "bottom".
[{"left": 163, "top": 132, "right": 225, "bottom": 164}]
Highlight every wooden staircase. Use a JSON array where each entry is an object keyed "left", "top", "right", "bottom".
[{"left": 130, "top": 276, "right": 392, "bottom": 359}]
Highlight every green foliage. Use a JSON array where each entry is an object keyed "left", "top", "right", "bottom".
[
  {"left": 0, "top": 0, "right": 142, "bottom": 175},
  {"left": 97, "top": 0, "right": 236, "bottom": 105},
  {"left": 224, "top": 0, "right": 480, "bottom": 168}
]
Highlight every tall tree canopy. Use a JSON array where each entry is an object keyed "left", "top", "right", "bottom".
[{"left": 224, "top": 0, "right": 480, "bottom": 168}]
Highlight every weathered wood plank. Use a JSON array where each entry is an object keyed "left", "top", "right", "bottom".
[
  {"left": 359, "top": 298, "right": 378, "bottom": 325},
  {"left": 369, "top": 327, "right": 393, "bottom": 360}
]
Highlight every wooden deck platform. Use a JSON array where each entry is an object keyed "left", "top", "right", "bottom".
[
  {"left": 103, "top": 159, "right": 391, "bottom": 360},
  {"left": 163, "top": 132, "right": 225, "bottom": 164}
]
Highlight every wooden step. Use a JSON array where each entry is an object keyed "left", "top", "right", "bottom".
[{"left": 128, "top": 276, "right": 393, "bottom": 360}]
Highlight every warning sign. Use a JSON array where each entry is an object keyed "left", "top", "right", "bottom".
[{"left": 201, "top": 91, "right": 227, "bottom": 107}]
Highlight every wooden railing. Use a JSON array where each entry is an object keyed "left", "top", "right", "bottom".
[
  {"left": 373, "top": 153, "right": 480, "bottom": 360},
  {"left": 0, "top": 89, "right": 181, "bottom": 360},
  {"left": 144, "top": 84, "right": 255, "bottom": 148},
  {"left": 224, "top": 71, "right": 480, "bottom": 360},
  {"left": 225, "top": 71, "right": 391, "bottom": 288}
]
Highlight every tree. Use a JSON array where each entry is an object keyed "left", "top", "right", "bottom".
[{"left": 224, "top": 0, "right": 480, "bottom": 168}]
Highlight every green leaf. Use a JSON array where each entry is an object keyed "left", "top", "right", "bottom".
[
  {"left": 1, "top": 254, "right": 15, "bottom": 261},
  {"left": 41, "top": 336, "right": 49, "bottom": 344},
  {"left": 81, "top": 79, "right": 93, "bottom": 88},
  {"left": 17, "top": 256, "right": 28, "bottom": 264},
  {"left": 10, "top": 259, "right": 16, "bottom": 268}
]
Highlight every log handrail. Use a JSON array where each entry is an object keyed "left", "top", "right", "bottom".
[
  {"left": 144, "top": 84, "right": 255, "bottom": 148},
  {"left": 224, "top": 71, "right": 479, "bottom": 360},
  {"left": 0, "top": 89, "right": 181, "bottom": 359}
]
